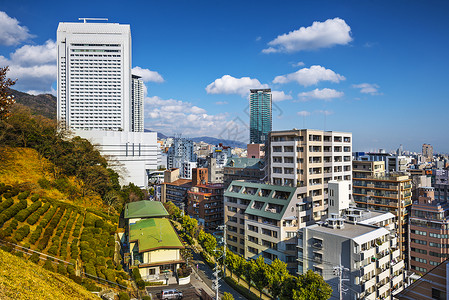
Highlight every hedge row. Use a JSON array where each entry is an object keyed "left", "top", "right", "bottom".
[
  {"left": 70, "top": 238, "right": 79, "bottom": 259},
  {"left": 0, "top": 198, "right": 14, "bottom": 212},
  {"left": 27, "top": 202, "right": 51, "bottom": 225},
  {"left": 13, "top": 225, "right": 30, "bottom": 242},
  {"left": 0, "top": 219, "right": 18, "bottom": 239},
  {"left": 38, "top": 206, "right": 58, "bottom": 228},
  {"left": 0, "top": 199, "right": 27, "bottom": 227},
  {"left": 36, "top": 207, "right": 66, "bottom": 251},
  {"left": 71, "top": 214, "right": 84, "bottom": 238},
  {"left": 15, "top": 201, "right": 42, "bottom": 222},
  {"left": 17, "top": 191, "right": 30, "bottom": 200},
  {"left": 60, "top": 211, "right": 77, "bottom": 259},
  {"left": 30, "top": 194, "right": 40, "bottom": 202},
  {"left": 55, "top": 209, "right": 71, "bottom": 237},
  {"left": 29, "top": 226, "right": 43, "bottom": 244}
]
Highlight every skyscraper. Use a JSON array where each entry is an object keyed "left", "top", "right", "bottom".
[
  {"left": 422, "top": 143, "right": 433, "bottom": 161},
  {"left": 131, "top": 74, "right": 144, "bottom": 132},
  {"left": 57, "top": 21, "right": 132, "bottom": 131},
  {"left": 249, "top": 88, "right": 272, "bottom": 144}
]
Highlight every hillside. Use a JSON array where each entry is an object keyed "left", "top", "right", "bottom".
[
  {"left": 8, "top": 88, "right": 57, "bottom": 120},
  {"left": 0, "top": 248, "right": 98, "bottom": 300}
]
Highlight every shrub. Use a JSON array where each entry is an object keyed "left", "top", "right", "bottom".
[
  {"left": 83, "top": 213, "right": 98, "bottom": 228},
  {"left": 30, "top": 194, "right": 40, "bottom": 202},
  {"left": 0, "top": 198, "right": 13, "bottom": 211},
  {"left": 57, "top": 262, "right": 67, "bottom": 275},
  {"left": 2, "top": 193, "right": 12, "bottom": 199},
  {"left": 84, "top": 263, "right": 97, "bottom": 277},
  {"left": 29, "top": 226, "right": 43, "bottom": 244},
  {"left": 43, "top": 260, "right": 55, "bottom": 272},
  {"left": 15, "top": 201, "right": 42, "bottom": 222},
  {"left": 177, "top": 265, "right": 192, "bottom": 278},
  {"left": 69, "top": 274, "right": 82, "bottom": 285},
  {"left": 104, "top": 269, "right": 116, "bottom": 282},
  {"left": 27, "top": 202, "right": 50, "bottom": 225},
  {"left": 38, "top": 206, "right": 57, "bottom": 228},
  {"left": 67, "top": 263, "right": 75, "bottom": 275},
  {"left": 136, "top": 279, "right": 145, "bottom": 290},
  {"left": 71, "top": 214, "right": 84, "bottom": 238},
  {"left": 38, "top": 178, "right": 51, "bottom": 189},
  {"left": 70, "top": 238, "right": 79, "bottom": 259},
  {"left": 118, "top": 292, "right": 130, "bottom": 300},
  {"left": 117, "top": 278, "right": 127, "bottom": 288},
  {"left": 81, "top": 279, "right": 101, "bottom": 292},
  {"left": 0, "top": 199, "right": 27, "bottom": 227},
  {"left": 13, "top": 225, "right": 30, "bottom": 242},
  {"left": 36, "top": 207, "right": 65, "bottom": 251}
]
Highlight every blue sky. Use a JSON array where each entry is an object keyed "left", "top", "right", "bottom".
[{"left": 0, "top": 0, "right": 448, "bottom": 152}]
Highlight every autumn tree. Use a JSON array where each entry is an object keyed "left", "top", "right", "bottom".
[
  {"left": 0, "top": 66, "right": 16, "bottom": 120},
  {"left": 222, "top": 292, "right": 234, "bottom": 300}
]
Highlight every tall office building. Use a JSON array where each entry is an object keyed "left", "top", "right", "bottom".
[
  {"left": 249, "top": 89, "right": 272, "bottom": 144},
  {"left": 131, "top": 74, "right": 144, "bottom": 132},
  {"left": 422, "top": 143, "right": 433, "bottom": 162},
  {"left": 57, "top": 21, "right": 132, "bottom": 131}
]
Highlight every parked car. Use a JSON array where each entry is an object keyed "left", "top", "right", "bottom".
[{"left": 161, "top": 289, "right": 183, "bottom": 299}]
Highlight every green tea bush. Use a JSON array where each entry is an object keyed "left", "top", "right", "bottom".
[
  {"left": 27, "top": 202, "right": 50, "bottom": 225},
  {"left": 0, "top": 200, "right": 27, "bottom": 227},
  {"left": 17, "top": 191, "right": 30, "bottom": 200},
  {"left": 13, "top": 224, "right": 30, "bottom": 241},
  {"left": 30, "top": 194, "right": 40, "bottom": 202},
  {"left": 43, "top": 260, "right": 55, "bottom": 272},
  {"left": 15, "top": 201, "right": 42, "bottom": 222},
  {"left": 29, "top": 253, "right": 40, "bottom": 264},
  {"left": 29, "top": 226, "right": 43, "bottom": 244}
]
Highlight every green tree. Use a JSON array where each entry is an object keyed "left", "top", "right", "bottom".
[
  {"left": 280, "top": 271, "right": 332, "bottom": 300},
  {"left": 267, "top": 259, "right": 289, "bottom": 299},
  {"left": 250, "top": 256, "right": 269, "bottom": 299},
  {"left": 182, "top": 215, "right": 198, "bottom": 237},
  {"left": 225, "top": 249, "right": 237, "bottom": 277},
  {"left": 222, "top": 292, "right": 234, "bottom": 300},
  {"left": 197, "top": 230, "right": 217, "bottom": 255},
  {"left": 234, "top": 255, "right": 246, "bottom": 283},
  {"left": 103, "top": 190, "right": 122, "bottom": 216},
  {"left": 0, "top": 66, "right": 16, "bottom": 120}
]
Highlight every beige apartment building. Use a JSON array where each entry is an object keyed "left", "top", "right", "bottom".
[
  {"left": 353, "top": 160, "right": 386, "bottom": 178},
  {"left": 267, "top": 129, "right": 352, "bottom": 220}
]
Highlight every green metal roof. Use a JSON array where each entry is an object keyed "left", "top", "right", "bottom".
[
  {"left": 225, "top": 158, "right": 264, "bottom": 169},
  {"left": 129, "top": 218, "right": 184, "bottom": 252},
  {"left": 124, "top": 200, "right": 169, "bottom": 219},
  {"left": 224, "top": 181, "right": 296, "bottom": 220}
]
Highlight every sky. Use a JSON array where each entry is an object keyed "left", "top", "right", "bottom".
[{"left": 0, "top": 0, "right": 448, "bottom": 153}]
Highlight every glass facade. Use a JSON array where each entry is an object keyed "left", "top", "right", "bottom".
[{"left": 250, "top": 89, "right": 272, "bottom": 144}]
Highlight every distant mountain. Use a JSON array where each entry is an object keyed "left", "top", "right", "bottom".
[
  {"left": 144, "top": 129, "right": 168, "bottom": 139},
  {"left": 8, "top": 88, "right": 57, "bottom": 119},
  {"left": 190, "top": 136, "right": 246, "bottom": 148}
]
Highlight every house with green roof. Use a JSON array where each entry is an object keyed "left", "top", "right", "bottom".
[
  {"left": 224, "top": 180, "right": 313, "bottom": 274},
  {"left": 125, "top": 201, "right": 184, "bottom": 281}
]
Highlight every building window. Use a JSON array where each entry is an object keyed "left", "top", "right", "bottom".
[
  {"left": 286, "top": 244, "right": 296, "bottom": 251},
  {"left": 432, "top": 288, "right": 446, "bottom": 300},
  {"left": 248, "top": 246, "right": 258, "bottom": 254}
]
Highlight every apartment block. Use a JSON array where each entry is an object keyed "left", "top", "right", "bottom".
[
  {"left": 352, "top": 160, "right": 386, "bottom": 178},
  {"left": 224, "top": 180, "right": 312, "bottom": 274},
  {"left": 187, "top": 183, "right": 224, "bottom": 232},
  {"left": 409, "top": 187, "right": 449, "bottom": 274},
  {"left": 422, "top": 144, "right": 433, "bottom": 162},
  {"left": 267, "top": 129, "right": 352, "bottom": 220},
  {"left": 223, "top": 158, "right": 265, "bottom": 188},
  {"left": 353, "top": 173, "right": 412, "bottom": 261}
]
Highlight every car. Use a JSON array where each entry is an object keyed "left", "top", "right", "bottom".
[{"left": 161, "top": 289, "right": 183, "bottom": 299}]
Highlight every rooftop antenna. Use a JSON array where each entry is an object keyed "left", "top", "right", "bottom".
[{"left": 78, "top": 18, "right": 109, "bottom": 23}]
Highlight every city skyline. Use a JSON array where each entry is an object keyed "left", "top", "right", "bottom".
[{"left": 0, "top": 1, "right": 448, "bottom": 152}]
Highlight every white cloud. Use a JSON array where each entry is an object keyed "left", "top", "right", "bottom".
[
  {"left": 273, "top": 65, "right": 345, "bottom": 86},
  {"left": 215, "top": 101, "right": 228, "bottom": 105},
  {"left": 145, "top": 96, "right": 233, "bottom": 137},
  {"left": 255, "top": 36, "right": 262, "bottom": 41},
  {"left": 132, "top": 66, "right": 164, "bottom": 83},
  {"left": 352, "top": 83, "right": 380, "bottom": 95},
  {"left": 272, "top": 90, "right": 292, "bottom": 102},
  {"left": 298, "top": 88, "right": 344, "bottom": 101},
  {"left": 297, "top": 110, "right": 311, "bottom": 117},
  {"left": 27, "top": 87, "right": 57, "bottom": 96},
  {"left": 0, "top": 11, "right": 34, "bottom": 46},
  {"left": 315, "top": 110, "right": 333, "bottom": 116},
  {"left": 206, "top": 75, "right": 268, "bottom": 96},
  {"left": 1, "top": 39, "right": 57, "bottom": 92},
  {"left": 262, "top": 18, "right": 352, "bottom": 53},
  {"left": 291, "top": 61, "right": 305, "bottom": 67}
]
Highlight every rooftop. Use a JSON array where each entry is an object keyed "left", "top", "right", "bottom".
[
  {"left": 225, "top": 157, "right": 264, "bottom": 169},
  {"left": 162, "top": 179, "right": 192, "bottom": 187},
  {"left": 125, "top": 200, "right": 169, "bottom": 219},
  {"left": 129, "top": 218, "right": 184, "bottom": 252},
  {"left": 307, "top": 221, "right": 389, "bottom": 243}
]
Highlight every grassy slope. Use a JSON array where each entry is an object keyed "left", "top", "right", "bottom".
[
  {"left": 0, "top": 147, "right": 104, "bottom": 209},
  {"left": 0, "top": 249, "right": 98, "bottom": 300}
]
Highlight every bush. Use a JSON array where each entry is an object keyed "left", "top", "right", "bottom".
[
  {"left": 136, "top": 279, "right": 145, "bottom": 290},
  {"left": 118, "top": 292, "right": 130, "bottom": 300},
  {"left": 15, "top": 201, "right": 42, "bottom": 222},
  {"left": 69, "top": 274, "right": 82, "bottom": 285},
  {"left": 177, "top": 265, "right": 192, "bottom": 278},
  {"left": 84, "top": 263, "right": 97, "bottom": 277},
  {"left": 0, "top": 199, "right": 27, "bottom": 227},
  {"left": 27, "top": 202, "right": 50, "bottom": 225},
  {"left": 67, "top": 263, "right": 75, "bottom": 275},
  {"left": 17, "top": 191, "right": 30, "bottom": 200},
  {"left": 0, "top": 197, "right": 13, "bottom": 211},
  {"left": 36, "top": 207, "right": 65, "bottom": 251},
  {"left": 72, "top": 214, "right": 84, "bottom": 238},
  {"left": 104, "top": 269, "right": 116, "bottom": 282},
  {"left": 43, "top": 260, "right": 55, "bottom": 272},
  {"left": 57, "top": 262, "right": 67, "bottom": 275},
  {"left": 38, "top": 178, "right": 51, "bottom": 189},
  {"left": 38, "top": 206, "right": 57, "bottom": 228},
  {"left": 13, "top": 225, "right": 30, "bottom": 242},
  {"left": 30, "top": 194, "right": 40, "bottom": 202},
  {"left": 29, "top": 226, "right": 43, "bottom": 244},
  {"left": 70, "top": 238, "right": 79, "bottom": 259},
  {"left": 81, "top": 279, "right": 101, "bottom": 292},
  {"left": 224, "top": 276, "right": 259, "bottom": 300}
]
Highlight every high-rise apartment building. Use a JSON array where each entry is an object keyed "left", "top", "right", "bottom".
[
  {"left": 131, "top": 74, "right": 144, "bottom": 132},
  {"left": 57, "top": 21, "right": 132, "bottom": 131},
  {"left": 267, "top": 129, "right": 352, "bottom": 220},
  {"left": 422, "top": 144, "right": 433, "bottom": 162},
  {"left": 353, "top": 173, "right": 412, "bottom": 262},
  {"left": 249, "top": 89, "right": 272, "bottom": 144},
  {"left": 167, "top": 137, "right": 197, "bottom": 169}
]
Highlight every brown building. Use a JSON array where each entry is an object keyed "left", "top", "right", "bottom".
[
  {"left": 422, "top": 143, "right": 433, "bottom": 162},
  {"left": 223, "top": 158, "right": 265, "bottom": 188},
  {"left": 396, "top": 260, "right": 448, "bottom": 300},
  {"left": 247, "top": 143, "right": 265, "bottom": 159},
  {"left": 187, "top": 182, "right": 224, "bottom": 232},
  {"left": 353, "top": 173, "right": 412, "bottom": 262},
  {"left": 409, "top": 187, "right": 449, "bottom": 274},
  {"left": 160, "top": 168, "right": 192, "bottom": 209}
]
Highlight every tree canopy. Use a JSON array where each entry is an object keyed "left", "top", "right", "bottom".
[{"left": 0, "top": 66, "right": 16, "bottom": 120}]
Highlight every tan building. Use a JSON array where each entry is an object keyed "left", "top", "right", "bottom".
[
  {"left": 267, "top": 129, "right": 352, "bottom": 220},
  {"left": 353, "top": 173, "right": 412, "bottom": 261},
  {"left": 422, "top": 143, "right": 433, "bottom": 162},
  {"left": 353, "top": 160, "right": 385, "bottom": 178}
]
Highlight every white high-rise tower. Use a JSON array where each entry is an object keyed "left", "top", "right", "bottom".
[
  {"left": 131, "top": 74, "right": 144, "bottom": 132},
  {"left": 57, "top": 21, "right": 132, "bottom": 131}
]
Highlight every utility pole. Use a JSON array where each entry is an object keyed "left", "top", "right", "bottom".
[
  {"left": 333, "top": 265, "right": 349, "bottom": 300},
  {"left": 217, "top": 224, "right": 227, "bottom": 276},
  {"left": 212, "top": 263, "right": 221, "bottom": 300}
]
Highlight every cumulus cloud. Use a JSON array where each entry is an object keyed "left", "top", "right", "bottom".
[
  {"left": 0, "top": 11, "right": 34, "bottom": 46},
  {"left": 315, "top": 110, "right": 333, "bottom": 115},
  {"left": 292, "top": 61, "right": 305, "bottom": 67},
  {"left": 1, "top": 39, "right": 57, "bottom": 92},
  {"left": 273, "top": 65, "right": 345, "bottom": 86},
  {"left": 353, "top": 83, "right": 380, "bottom": 95},
  {"left": 206, "top": 75, "right": 268, "bottom": 96},
  {"left": 262, "top": 18, "right": 352, "bottom": 53},
  {"left": 297, "top": 110, "right": 311, "bottom": 117},
  {"left": 272, "top": 90, "right": 292, "bottom": 102},
  {"left": 132, "top": 66, "right": 164, "bottom": 83},
  {"left": 298, "top": 88, "right": 344, "bottom": 101},
  {"left": 145, "top": 96, "right": 234, "bottom": 137}
]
